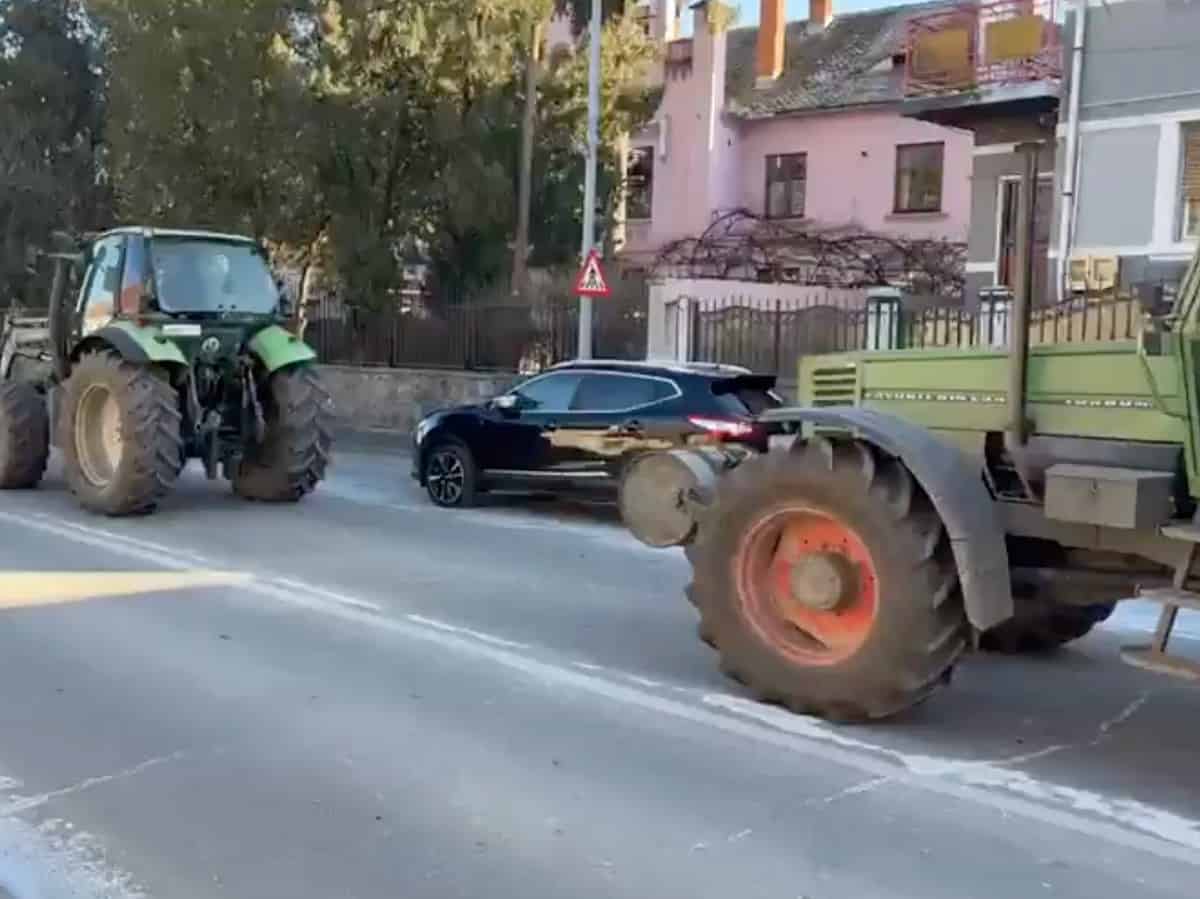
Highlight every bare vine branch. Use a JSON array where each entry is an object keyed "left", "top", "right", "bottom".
[{"left": 651, "top": 209, "right": 966, "bottom": 299}]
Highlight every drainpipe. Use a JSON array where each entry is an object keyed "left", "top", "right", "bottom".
[{"left": 1056, "top": 0, "right": 1087, "bottom": 302}]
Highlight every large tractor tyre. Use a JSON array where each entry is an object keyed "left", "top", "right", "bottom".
[
  {"left": 979, "top": 591, "right": 1116, "bottom": 654},
  {"left": 59, "top": 352, "right": 184, "bottom": 516},
  {"left": 688, "top": 440, "right": 969, "bottom": 722},
  {"left": 233, "top": 364, "right": 332, "bottom": 503},
  {"left": 0, "top": 381, "right": 49, "bottom": 489}
]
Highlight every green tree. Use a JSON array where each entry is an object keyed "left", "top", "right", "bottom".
[
  {"left": 93, "top": 0, "right": 323, "bottom": 247},
  {"left": 0, "top": 0, "right": 107, "bottom": 304}
]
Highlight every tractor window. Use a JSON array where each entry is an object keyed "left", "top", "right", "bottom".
[
  {"left": 150, "top": 239, "right": 278, "bottom": 314},
  {"left": 80, "top": 236, "right": 124, "bottom": 332},
  {"left": 120, "top": 236, "right": 148, "bottom": 315}
]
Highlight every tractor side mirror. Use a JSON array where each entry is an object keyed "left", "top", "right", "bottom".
[{"left": 276, "top": 278, "right": 295, "bottom": 317}]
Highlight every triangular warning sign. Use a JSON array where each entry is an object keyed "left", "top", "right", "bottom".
[{"left": 573, "top": 249, "right": 611, "bottom": 298}]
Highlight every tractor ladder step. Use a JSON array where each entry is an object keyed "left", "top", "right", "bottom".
[{"left": 1121, "top": 521, "right": 1200, "bottom": 681}]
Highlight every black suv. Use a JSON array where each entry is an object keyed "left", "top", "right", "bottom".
[{"left": 412, "top": 360, "right": 783, "bottom": 507}]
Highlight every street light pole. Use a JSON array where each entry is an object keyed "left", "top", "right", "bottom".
[{"left": 577, "top": 0, "right": 601, "bottom": 359}]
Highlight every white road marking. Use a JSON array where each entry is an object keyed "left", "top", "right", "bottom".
[
  {"left": 0, "top": 751, "right": 189, "bottom": 817},
  {"left": 405, "top": 614, "right": 531, "bottom": 650},
  {"left": 3, "top": 510, "right": 1200, "bottom": 865},
  {"left": 271, "top": 577, "right": 384, "bottom": 614},
  {"left": 320, "top": 472, "right": 668, "bottom": 555},
  {"left": 705, "top": 694, "right": 1200, "bottom": 851}
]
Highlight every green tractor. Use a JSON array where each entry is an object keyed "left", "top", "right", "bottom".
[
  {"left": 0, "top": 227, "right": 333, "bottom": 516},
  {"left": 621, "top": 242, "right": 1200, "bottom": 722}
]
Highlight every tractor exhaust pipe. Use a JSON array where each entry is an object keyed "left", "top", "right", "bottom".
[
  {"left": 1007, "top": 141, "right": 1039, "bottom": 446},
  {"left": 1004, "top": 142, "right": 1041, "bottom": 496},
  {"left": 47, "top": 256, "right": 71, "bottom": 381}
]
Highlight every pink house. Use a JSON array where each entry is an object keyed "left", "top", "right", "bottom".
[{"left": 620, "top": 0, "right": 973, "bottom": 270}]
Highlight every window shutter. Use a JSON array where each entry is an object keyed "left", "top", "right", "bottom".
[{"left": 1183, "top": 124, "right": 1200, "bottom": 200}]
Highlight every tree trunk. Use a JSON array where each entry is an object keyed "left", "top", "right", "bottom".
[{"left": 511, "top": 19, "right": 543, "bottom": 297}]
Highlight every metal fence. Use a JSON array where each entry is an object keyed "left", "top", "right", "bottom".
[
  {"left": 308, "top": 296, "right": 647, "bottom": 372},
  {"left": 686, "top": 295, "right": 1145, "bottom": 375}
]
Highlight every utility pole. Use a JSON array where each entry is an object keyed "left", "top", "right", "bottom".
[{"left": 577, "top": 0, "right": 601, "bottom": 359}]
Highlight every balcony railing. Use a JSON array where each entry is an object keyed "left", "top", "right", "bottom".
[{"left": 903, "top": 0, "right": 1063, "bottom": 97}]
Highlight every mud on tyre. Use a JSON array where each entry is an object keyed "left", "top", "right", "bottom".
[
  {"left": 59, "top": 351, "right": 184, "bottom": 515},
  {"left": 233, "top": 363, "right": 332, "bottom": 502},
  {"left": 688, "top": 439, "right": 969, "bottom": 722},
  {"left": 0, "top": 381, "right": 49, "bottom": 489}
]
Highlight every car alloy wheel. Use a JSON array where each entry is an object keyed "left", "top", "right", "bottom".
[{"left": 426, "top": 449, "right": 466, "bottom": 506}]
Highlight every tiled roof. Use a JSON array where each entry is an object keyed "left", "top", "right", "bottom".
[{"left": 723, "top": 3, "right": 949, "bottom": 119}]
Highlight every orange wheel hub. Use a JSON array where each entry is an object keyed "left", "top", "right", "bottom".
[{"left": 734, "top": 506, "right": 879, "bottom": 666}]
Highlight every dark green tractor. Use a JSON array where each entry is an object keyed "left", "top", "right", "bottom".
[{"left": 0, "top": 227, "right": 333, "bottom": 516}]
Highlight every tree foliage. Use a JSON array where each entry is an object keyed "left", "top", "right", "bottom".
[
  {"left": 0, "top": 0, "right": 657, "bottom": 310},
  {"left": 0, "top": 0, "right": 107, "bottom": 303}
]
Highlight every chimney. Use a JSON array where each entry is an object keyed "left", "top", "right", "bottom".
[
  {"left": 756, "top": 0, "right": 786, "bottom": 83},
  {"left": 654, "top": 0, "right": 680, "bottom": 44},
  {"left": 810, "top": 0, "right": 833, "bottom": 30}
]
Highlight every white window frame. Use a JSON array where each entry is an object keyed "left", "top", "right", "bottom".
[{"left": 1181, "top": 120, "right": 1200, "bottom": 240}]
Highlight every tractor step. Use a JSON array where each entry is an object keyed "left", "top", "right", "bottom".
[
  {"left": 1136, "top": 586, "right": 1200, "bottom": 612},
  {"left": 1120, "top": 647, "right": 1200, "bottom": 681},
  {"left": 1120, "top": 524, "right": 1200, "bottom": 682},
  {"left": 1161, "top": 521, "right": 1200, "bottom": 543}
]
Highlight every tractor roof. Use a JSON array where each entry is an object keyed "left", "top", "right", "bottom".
[{"left": 95, "top": 227, "right": 258, "bottom": 245}]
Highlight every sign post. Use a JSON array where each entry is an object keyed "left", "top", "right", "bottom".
[{"left": 577, "top": 0, "right": 602, "bottom": 359}]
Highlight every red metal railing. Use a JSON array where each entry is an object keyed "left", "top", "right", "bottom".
[{"left": 903, "top": 0, "right": 1062, "bottom": 97}]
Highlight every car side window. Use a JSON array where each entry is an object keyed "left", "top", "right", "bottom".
[
  {"left": 513, "top": 373, "right": 583, "bottom": 412},
  {"left": 570, "top": 374, "right": 675, "bottom": 411}
]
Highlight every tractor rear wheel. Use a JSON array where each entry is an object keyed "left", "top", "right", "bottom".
[
  {"left": 0, "top": 381, "right": 49, "bottom": 489},
  {"left": 688, "top": 440, "right": 968, "bottom": 722},
  {"left": 233, "top": 364, "right": 332, "bottom": 502},
  {"left": 60, "top": 352, "right": 184, "bottom": 516}
]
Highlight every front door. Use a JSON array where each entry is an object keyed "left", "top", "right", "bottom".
[
  {"left": 78, "top": 235, "right": 126, "bottom": 336},
  {"left": 482, "top": 371, "right": 583, "bottom": 475}
]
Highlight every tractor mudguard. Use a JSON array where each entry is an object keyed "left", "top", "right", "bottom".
[
  {"left": 78, "top": 321, "right": 187, "bottom": 366},
  {"left": 247, "top": 325, "right": 317, "bottom": 374},
  {"left": 759, "top": 406, "right": 1013, "bottom": 631}
]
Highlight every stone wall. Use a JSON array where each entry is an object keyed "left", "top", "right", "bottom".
[{"left": 319, "top": 364, "right": 517, "bottom": 434}]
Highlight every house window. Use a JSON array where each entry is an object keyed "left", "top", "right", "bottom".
[
  {"left": 1181, "top": 122, "right": 1200, "bottom": 239},
  {"left": 627, "top": 147, "right": 654, "bottom": 220},
  {"left": 765, "top": 153, "right": 807, "bottom": 219},
  {"left": 894, "top": 142, "right": 944, "bottom": 213}
]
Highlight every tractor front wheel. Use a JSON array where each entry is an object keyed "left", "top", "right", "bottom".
[
  {"left": 0, "top": 381, "right": 49, "bottom": 489},
  {"left": 233, "top": 364, "right": 332, "bottom": 502},
  {"left": 689, "top": 440, "right": 968, "bottom": 722},
  {"left": 60, "top": 352, "right": 184, "bottom": 516}
]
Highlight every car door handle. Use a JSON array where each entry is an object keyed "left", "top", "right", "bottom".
[
  {"left": 544, "top": 420, "right": 559, "bottom": 432},
  {"left": 608, "top": 420, "right": 644, "bottom": 436}
]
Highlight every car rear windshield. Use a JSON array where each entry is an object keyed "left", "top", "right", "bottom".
[{"left": 711, "top": 375, "right": 783, "bottom": 415}]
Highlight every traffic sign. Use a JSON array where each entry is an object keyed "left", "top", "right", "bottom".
[{"left": 573, "top": 249, "right": 611, "bottom": 298}]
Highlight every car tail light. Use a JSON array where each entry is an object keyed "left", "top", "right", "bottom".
[{"left": 688, "top": 416, "right": 757, "bottom": 439}]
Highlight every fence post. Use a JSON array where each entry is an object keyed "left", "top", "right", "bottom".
[{"left": 772, "top": 298, "right": 782, "bottom": 374}]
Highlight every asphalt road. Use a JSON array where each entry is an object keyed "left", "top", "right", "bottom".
[{"left": 0, "top": 439, "right": 1197, "bottom": 899}]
